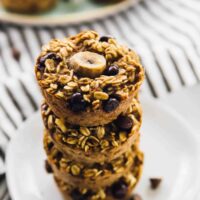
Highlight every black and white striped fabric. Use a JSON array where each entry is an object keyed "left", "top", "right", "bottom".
[{"left": 0, "top": 0, "right": 200, "bottom": 199}]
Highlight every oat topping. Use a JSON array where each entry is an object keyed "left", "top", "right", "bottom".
[
  {"left": 44, "top": 131, "right": 140, "bottom": 180},
  {"left": 41, "top": 98, "right": 142, "bottom": 153},
  {"left": 54, "top": 157, "right": 143, "bottom": 200},
  {"left": 35, "top": 30, "right": 144, "bottom": 113}
]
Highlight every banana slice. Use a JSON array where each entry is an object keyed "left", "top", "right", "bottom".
[{"left": 69, "top": 51, "right": 106, "bottom": 78}]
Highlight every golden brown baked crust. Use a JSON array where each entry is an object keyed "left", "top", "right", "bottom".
[
  {"left": 42, "top": 99, "right": 142, "bottom": 164},
  {"left": 54, "top": 157, "right": 144, "bottom": 200},
  {"left": 44, "top": 131, "right": 142, "bottom": 189},
  {"left": 43, "top": 88, "right": 139, "bottom": 127},
  {"left": 2, "top": 0, "right": 57, "bottom": 13},
  {"left": 56, "top": 182, "right": 133, "bottom": 200},
  {"left": 35, "top": 30, "right": 145, "bottom": 126},
  {"left": 49, "top": 130, "right": 140, "bottom": 164}
]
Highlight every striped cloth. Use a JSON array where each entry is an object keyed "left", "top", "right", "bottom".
[{"left": 0, "top": 0, "right": 200, "bottom": 199}]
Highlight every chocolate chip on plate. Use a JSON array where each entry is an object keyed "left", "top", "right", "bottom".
[
  {"left": 116, "top": 116, "right": 133, "bottom": 130},
  {"left": 103, "top": 97, "right": 119, "bottom": 112},
  {"left": 12, "top": 47, "right": 21, "bottom": 61},
  {"left": 38, "top": 52, "right": 61, "bottom": 71},
  {"left": 105, "top": 64, "right": 119, "bottom": 76},
  {"left": 111, "top": 179, "right": 128, "bottom": 199},
  {"left": 99, "top": 35, "right": 113, "bottom": 42},
  {"left": 45, "top": 160, "right": 53, "bottom": 173},
  {"left": 150, "top": 178, "right": 162, "bottom": 189},
  {"left": 69, "top": 93, "right": 87, "bottom": 112},
  {"left": 129, "top": 194, "right": 142, "bottom": 200}
]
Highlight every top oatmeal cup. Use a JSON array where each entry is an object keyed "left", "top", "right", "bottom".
[{"left": 35, "top": 31, "right": 145, "bottom": 127}]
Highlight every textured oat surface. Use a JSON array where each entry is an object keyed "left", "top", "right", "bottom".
[
  {"left": 35, "top": 31, "right": 145, "bottom": 124},
  {"left": 54, "top": 155, "right": 143, "bottom": 200},
  {"left": 44, "top": 130, "right": 142, "bottom": 189},
  {"left": 41, "top": 98, "right": 142, "bottom": 157}
]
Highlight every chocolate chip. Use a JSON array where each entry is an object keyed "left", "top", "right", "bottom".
[
  {"left": 99, "top": 35, "right": 113, "bottom": 42},
  {"left": 103, "top": 98, "right": 119, "bottom": 112},
  {"left": 71, "top": 189, "right": 91, "bottom": 200},
  {"left": 134, "top": 154, "right": 143, "bottom": 166},
  {"left": 53, "top": 151, "right": 62, "bottom": 161},
  {"left": 71, "top": 189, "right": 84, "bottom": 200},
  {"left": 116, "top": 116, "right": 133, "bottom": 130},
  {"left": 129, "top": 194, "right": 142, "bottom": 200},
  {"left": 37, "top": 52, "right": 61, "bottom": 71},
  {"left": 47, "top": 141, "right": 54, "bottom": 151},
  {"left": 12, "top": 47, "right": 21, "bottom": 61},
  {"left": 105, "top": 64, "right": 119, "bottom": 76},
  {"left": 70, "top": 92, "right": 82, "bottom": 102},
  {"left": 150, "top": 178, "right": 162, "bottom": 189},
  {"left": 41, "top": 103, "right": 48, "bottom": 111},
  {"left": 45, "top": 160, "right": 53, "bottom": 173},
  {"left": 111, "top": 179, "right": 128, "bottom": 199},
  {"left": 69, "top": 93, "right": 87, "bottom": 112},
  {"left": 110, "top": 93, "right": 121, "bottom": 101}
]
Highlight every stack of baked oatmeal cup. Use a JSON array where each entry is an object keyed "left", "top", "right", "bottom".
[{"left": 35, "top": 30, "right": 145, "bottom": 200}]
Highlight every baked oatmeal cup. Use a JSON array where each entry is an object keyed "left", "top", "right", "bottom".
[
  {"left": 35, "top": 30, "right": 145, "bottom": 126},
  {"left": 44, "top": 131, "right": 142, "bottom": 189},
  {"left": 41, "top": 98, "right": 142, "bottom": 164},
  {"left": 53, "top": 156, "right": 143, "bottom": 200}
]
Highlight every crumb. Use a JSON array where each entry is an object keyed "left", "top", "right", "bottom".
[
  {"left": 12, "top": 47, "right": 21, "bottom": 61},
  {"left": 150, "top": 178, "right": 162, "bottom": 189}
]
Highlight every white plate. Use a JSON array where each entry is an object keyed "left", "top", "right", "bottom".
[
  {"left": 6, "top": 98, "right": 200, "bottom": 200},
  {"left": 0, "top": 0, "right": 139, "bottom": 26}
]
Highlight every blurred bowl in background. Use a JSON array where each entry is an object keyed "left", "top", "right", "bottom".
[
  {"left": 1, "top": 0, "right": 58, "bottom": 14},
  {"left": 0, "top": 0, "right": 140, "bottom": 26}
]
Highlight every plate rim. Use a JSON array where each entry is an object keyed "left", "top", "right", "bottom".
[
  {"left": 5, "top": 111, "right": 42, "bottom": 200},
  {"left": 6, "top": 98, "right": 200, "bottom": 200},
  {"left": 0, "top": 0, "right": 139, "bottom": 26}
]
